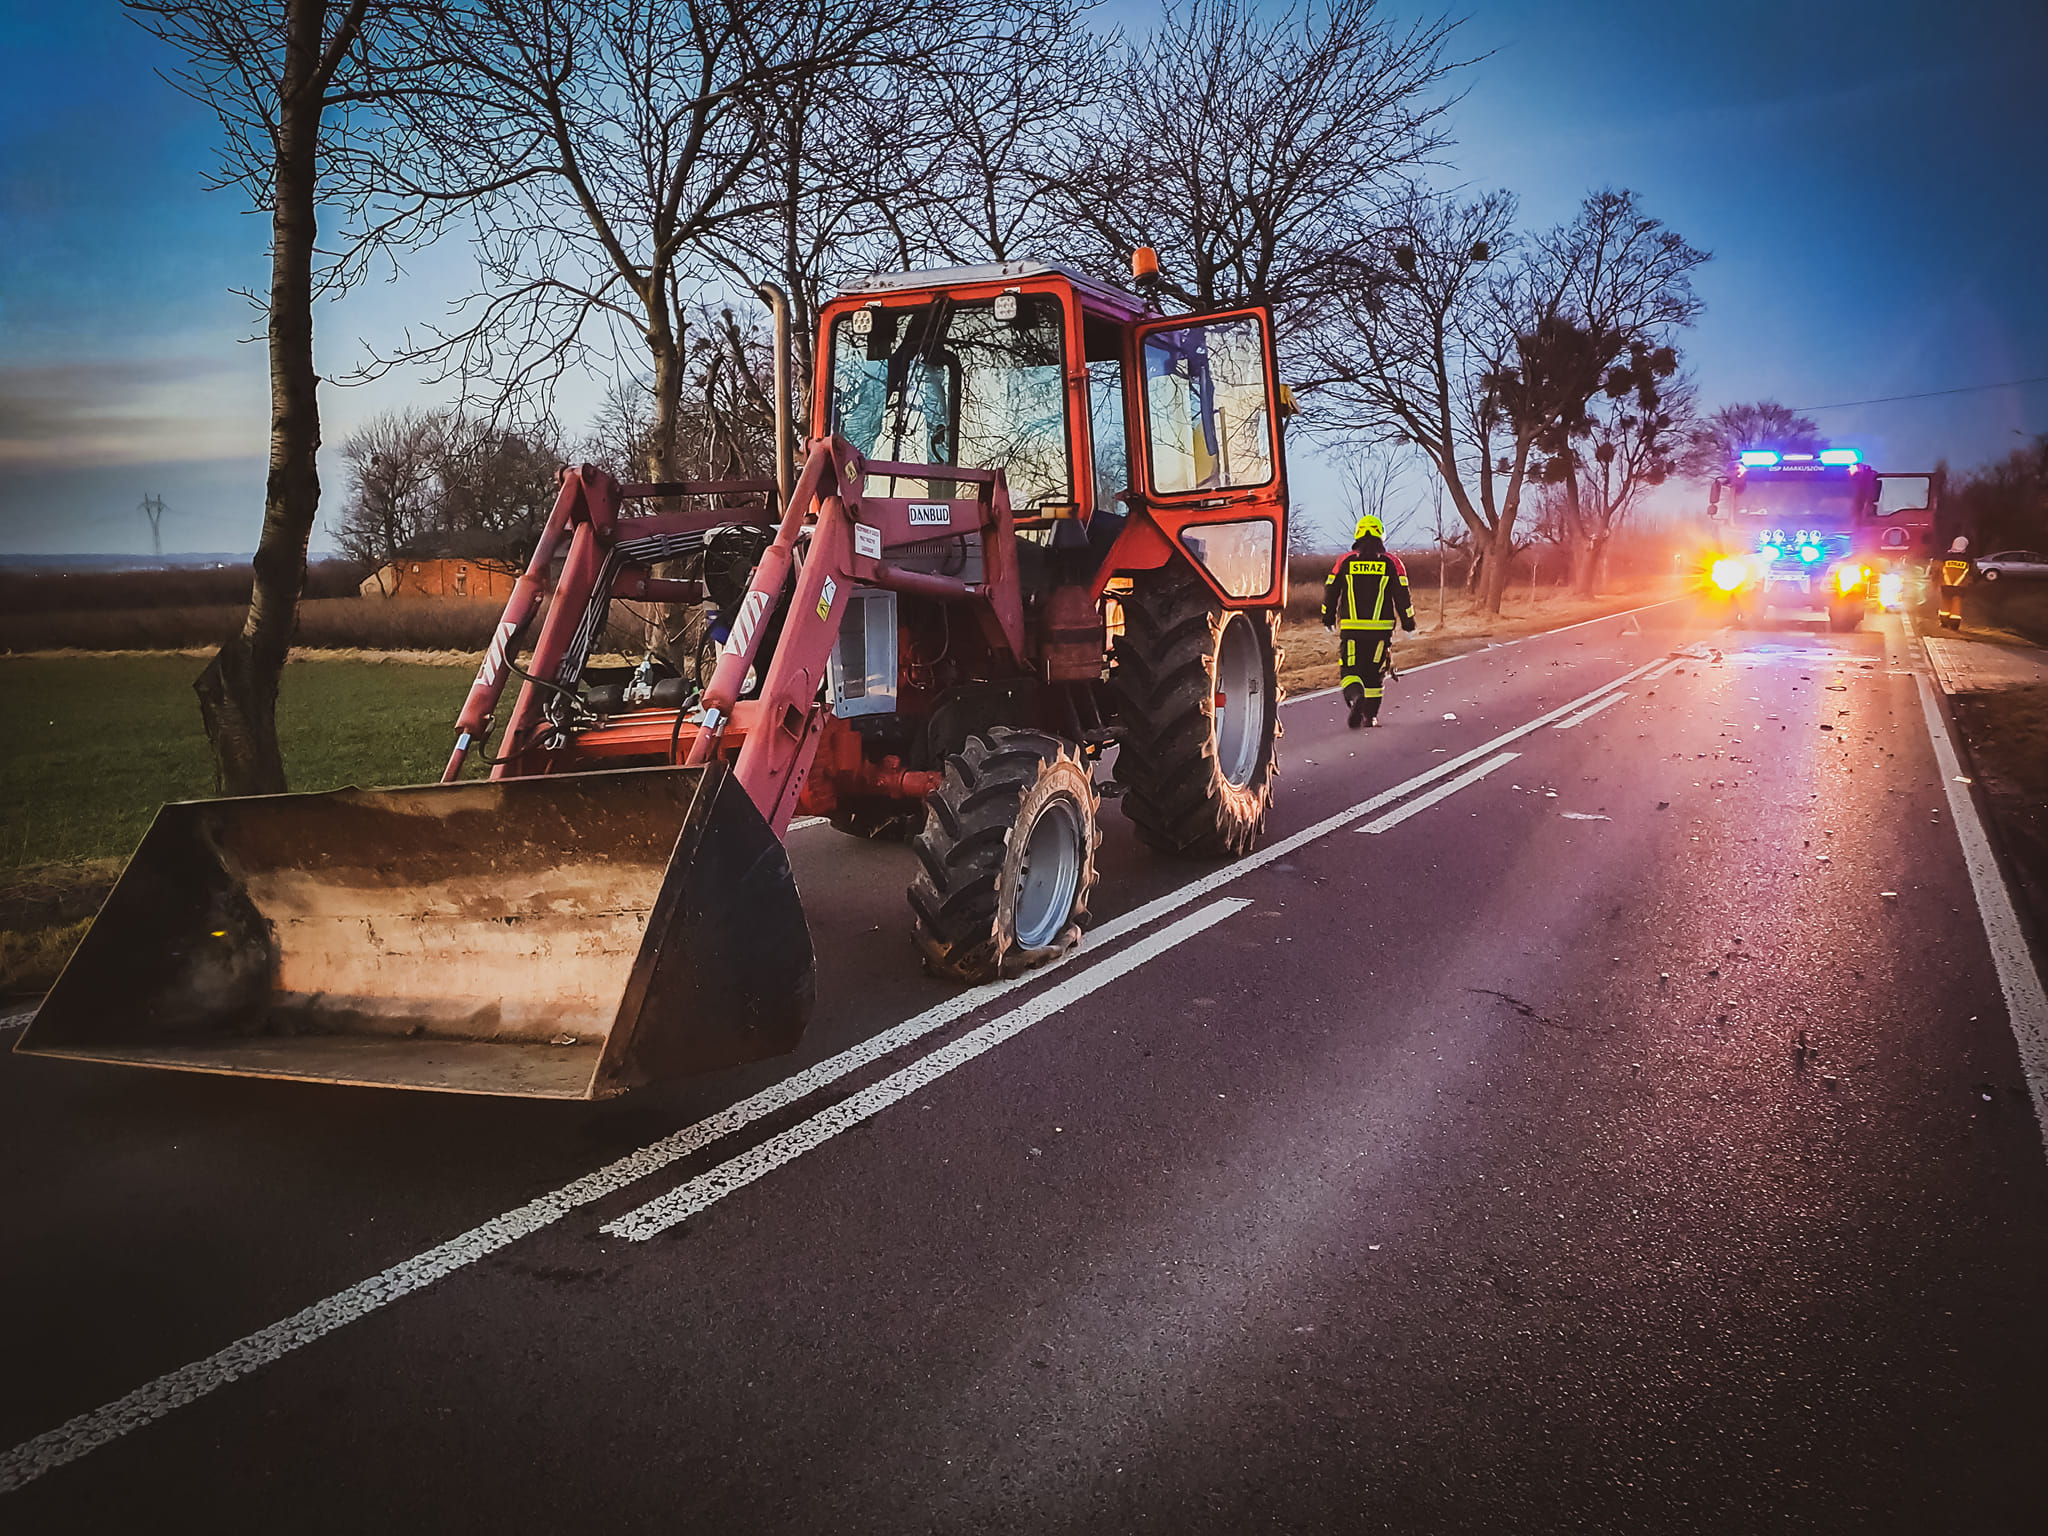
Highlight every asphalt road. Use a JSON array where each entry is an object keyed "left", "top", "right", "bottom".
[{"left": 4, "top": 597, "right": 2045, "bottom": 1533}]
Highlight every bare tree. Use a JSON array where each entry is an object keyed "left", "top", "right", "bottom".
[
  {"left": 1552, "top": 358, "right": 1698, "bottom": 596},
  {"left": 1311, "top": 187, "right": 1530, "bottom": 611},
  {"left": 905, "top": 6, "right": 1110, "bottom": 267},
  {"left": 1523, "top": 191, "right": 1707, "bottom": 595},
  {"left": 370, "top": 0, "right": 983, "bottom": 481},
  {"left": 1061, "top": 0, "right": 1460, "bottom": 363},
  {"left": 1425, "top": 477, "right": 1459, "bottom": 625},
  {"left": 1338, "top": 441, "right": 1401, "bottom": 544},
  {"left": 127, "top": 0, "right": 444, "bottom": 793},
  {"left": 336, "top": 407, "right": 444, "bottom": 573},
  {"left": 1320, "top": 186, "right": 1705, "bottom": 612},
  {"left": 434, "top": 412, "right": 565, "bottom": 561},
  {"left": 1679, "top": 399, "right": 1825, "bottom": 481},
  {"left": 338, "top": 407, "right": 565, "bottom": 576}
]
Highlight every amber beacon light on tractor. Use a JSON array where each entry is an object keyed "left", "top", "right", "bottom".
[
  {"left": 1702, "top": 448, "right": 1939, "bottom": 629},
  {"left": 18, "top": 257, "right": 1297, "bottom": 1100}
]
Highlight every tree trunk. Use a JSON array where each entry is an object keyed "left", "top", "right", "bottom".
[
  {"left": 648, "top": 320, "right": 684, "bottom": 483},
  {"left": 1563, "top": 458, "right": 1601, "bottom": 600},
  {"left": 194, "top": 0, "right": 326, "bottom": 797},
  {"left": 1478, "top": 521, "right": 1515, "bottom": 614}
]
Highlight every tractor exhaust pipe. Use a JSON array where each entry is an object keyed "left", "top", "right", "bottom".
[{"left": 754, "top": 280, "right": 794, "bottom": 508}]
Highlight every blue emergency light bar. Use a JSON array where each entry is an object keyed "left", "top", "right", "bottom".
[
  {"left": 1739, "top": 450, "right": 1779, "bottom": 467},
  {"left": 1819, "top": 448, "right": 1860, "bottom": 465}
]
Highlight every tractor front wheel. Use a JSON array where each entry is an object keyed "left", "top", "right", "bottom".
[
  {"left": 1110, "top": 564, "right": 1278, "bottom": 858},
  {"left": 908, "top": 729, "right": 1099, "bottom": 983}
]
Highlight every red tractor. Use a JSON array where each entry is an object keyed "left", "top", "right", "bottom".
[{"left": 21, "top": 259, "right": 1294, "bottom": 1099}]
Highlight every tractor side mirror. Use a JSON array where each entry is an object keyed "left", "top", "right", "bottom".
[{"left": 1707, "top": 479, "right": 1723, "bottom": 516}]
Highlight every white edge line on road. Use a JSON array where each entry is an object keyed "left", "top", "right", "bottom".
[
  {"left": 1914, "top": 668, "right": 2048, "bottom": 1148},
  {"left": 1552, "top": 692, "right": 1628, "bottom": 730},
  {"left": 1356, "top": 753, "right": 1519, "bottom": 834},
  {"left": 604, "top": 899, "right": 1250, "bottom": 1241},
  {"left": 0, "top": 649, "right": 1667, "bottom": 1496}
]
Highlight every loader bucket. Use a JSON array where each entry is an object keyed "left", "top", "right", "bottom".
[{"left": 13, "top": 765, "right": 814, "bottom": 1099}]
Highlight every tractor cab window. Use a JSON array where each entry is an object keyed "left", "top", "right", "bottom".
[
  {"left": 1140, "top": 313, "right": 1274, "bottom": 494},
  {"left": 1084, "top": 312, "right": 1129, "bottom": 518},
  {"left": 829, "top": 293, "right": 1071, "bottom": 510}
]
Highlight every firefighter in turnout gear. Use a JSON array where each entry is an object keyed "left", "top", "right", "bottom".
[{"left": 1322, "top": 514, "right": 1416, "bottom": 729}]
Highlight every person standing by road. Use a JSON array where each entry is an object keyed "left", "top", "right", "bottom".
[
  {"left": 1939, "top": 535, "right": 1971, "bottom": 632},
  {"left": 1322, "top": 514, "right": 1416, "bottom": 729}
]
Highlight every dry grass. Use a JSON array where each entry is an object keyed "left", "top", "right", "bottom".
[
  {"left": 1, "top": 855, "right": 114, "bottom": 996},
  {"left": 1, "top": 918, "right": 92, "bottom": 998},
  {"left": 0, "top": 595, "right": 516, "bottom": 654},
  {"left": 1277, "top": 582, "right": 1676, "bottom": 696},
  {"left": 0, "top": 560, "right": 367, "bottom": 615}
]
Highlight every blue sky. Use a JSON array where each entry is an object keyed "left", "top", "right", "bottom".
[{"left": 1, "top": 0, "right": 2043, "bottom": 556}]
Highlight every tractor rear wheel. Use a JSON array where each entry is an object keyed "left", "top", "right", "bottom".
[
  {"left": 1110, "top": 564, "right": 1278, "bottom": 858},
  {"left": 908, "top": 728, "right": 1099, "bottom": 983},
  {"left": 1828, "top": 600, "right": 1864, "bottom": 632}
]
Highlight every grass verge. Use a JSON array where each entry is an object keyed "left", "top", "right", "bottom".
[
  {"left": 1, "top": 589, "right": 1677, "bottom": 999},
  {"left": 1, "top": 655, "right": 472, "bottom": 997},
  {"left": 1947, "top": 683, "right": 2048, "bottom": 958}
]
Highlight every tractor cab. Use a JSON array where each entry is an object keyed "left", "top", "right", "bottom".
[{"left": 816, "top": 261, "right": 1289, "bottom": 608}]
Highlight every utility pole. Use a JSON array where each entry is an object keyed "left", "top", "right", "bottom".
[{"left": 139, "top": 493, "right": 166, "bottom": 559}]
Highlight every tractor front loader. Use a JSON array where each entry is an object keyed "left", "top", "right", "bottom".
[{"left": 19, "top": 259, "right": 1292, "bottom": 1098}]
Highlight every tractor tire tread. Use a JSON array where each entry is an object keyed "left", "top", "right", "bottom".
[
  {"left": 908, "top": 728, "right": 1100, "bottom": 982},
  {"left": 1109, "top": 564, "right": 1278, "bottom": 859}
]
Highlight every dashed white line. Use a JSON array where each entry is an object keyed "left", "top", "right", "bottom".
[
  {"left": 0, "top": 649, "right": 1668, "bottom": 1495},
  {"left": 1356, "top": 752, "right": 1520, "bottom": 834},
  {"left": 604, "top": 900, "right": 1250, "bottom": 1241},
  {"left": 1552, "top": 691, "right": 1628, "bottom": 729}
]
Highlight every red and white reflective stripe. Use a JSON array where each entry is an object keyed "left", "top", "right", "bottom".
[
  {"left": 475, "top": 618, "right": 519, "bottom": 689},
  {"left": 725, "top": 589, "right": 773, "bottom": 657}
]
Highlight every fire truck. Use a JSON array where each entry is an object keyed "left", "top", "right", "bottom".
[{"left": 1702, "top": 449, "right": 1940, "bottom": 630}]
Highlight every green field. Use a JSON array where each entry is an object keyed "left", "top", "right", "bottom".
[{"left": 1, "top": 655, "right": 475, "bottom": 871}]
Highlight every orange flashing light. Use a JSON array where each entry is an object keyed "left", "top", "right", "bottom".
[{"left": 1131, "top": 246, "right": 1160, "bottom": 286}]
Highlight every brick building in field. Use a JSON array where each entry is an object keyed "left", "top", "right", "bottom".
[{"left": 360, "top": 559, "right": 518, "bottom": 600}]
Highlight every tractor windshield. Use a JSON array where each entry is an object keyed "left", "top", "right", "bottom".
[
  {"left": 1727, "top": 476, "right": 1858, "bottom": 527},
  {"left": 828, "top": 294, "right": 1071, "bottom": 509}
]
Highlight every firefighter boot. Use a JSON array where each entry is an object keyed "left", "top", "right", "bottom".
[{"left": 1345, "top": 682, "right": 1367, "bottom": 730}]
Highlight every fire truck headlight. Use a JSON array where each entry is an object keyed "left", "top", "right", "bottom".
[
  {"left": 1711, "top": 557, "right": 1747, "bottom": 592},
  {"left": 1878, "top": 571, "right": 1904, "bottom": 608},
  {"left": 1799, "top": 543, "right": 1823, "bottom": 564}
]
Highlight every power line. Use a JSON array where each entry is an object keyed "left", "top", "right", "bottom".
[{"left": 1794, "top": 374, "right": 2048, "bottom": 412}]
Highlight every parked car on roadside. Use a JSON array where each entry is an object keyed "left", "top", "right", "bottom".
[{"left": 1975, "top": 550, "right": 2048, "bottom": 581}]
